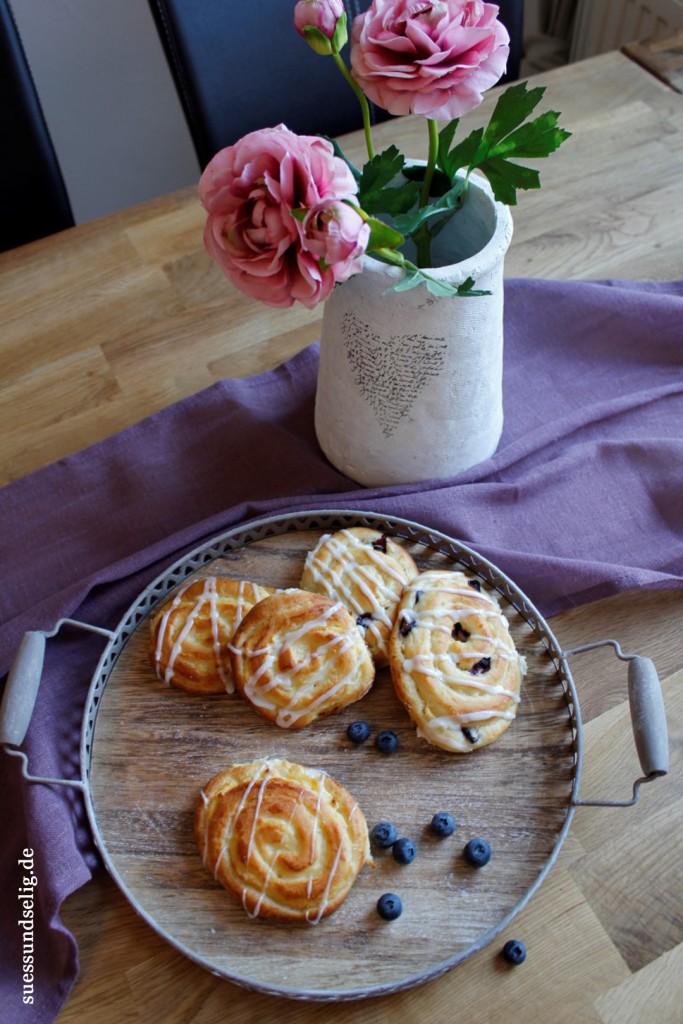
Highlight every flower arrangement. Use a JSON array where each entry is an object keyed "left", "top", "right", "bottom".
[{"left": 199, "top": 0, "right": 570, "bottom": 309}]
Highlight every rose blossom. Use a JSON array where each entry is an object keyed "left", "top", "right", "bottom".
[
  {"left": 350, "top": 0, "right": 510, "bottom": 120},
  {"left": 199, "top": 125, "right": 359, "bottom": 308},
  {"left": 303, "top": 200, "right": 370, "bottom": 280},
  {"left": 294, "top": 0, "right": 345, "bottom": 40}
]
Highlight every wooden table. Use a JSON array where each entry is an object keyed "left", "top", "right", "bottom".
[{"left": 2, "top": 48, "right": 682, "bottom": 1024}]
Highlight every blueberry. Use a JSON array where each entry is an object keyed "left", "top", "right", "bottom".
[
  {"left": 462, "top": 726, "right": 480, "bottom": 744},
  {"left": 372, "top": 533, "right": 388, "bottom": 553},
  {"left": 452, "top": 621, "right": 471, "bottom": 642},
  {"left": 430, "top": 812, "right": 456, "bottom": 838},
  {"left": 356, "top": 612, "right": 374, "bottom": 628},
  {"left": 346, "top": 720, "right": 371, "bottom": 744},
  {"left": 502, "top": 939, "right": 527, "bottom": 965},
  {"left": 468, "top": 579, "right": 482, "bottom": 592},
  {"left": 377, "top": 893, "right": 403, "bottom": 921},
  {"left": 398, "top": 614, "right": 416, "bottom": 637},
  {"left": 375, "top": 729, "right": 399, "bottom": 754},
  {"left": 371, "top": 821, "right": 398, "bottom": 849},
  {"left": 392, "top": 838, "right": 417, "bottom": 864},
  {"left": 463, "top": 837, "right": 492, "bottom": 867},
  {"left": 471, "top": 657, "right": 491, "bottom": 675}
]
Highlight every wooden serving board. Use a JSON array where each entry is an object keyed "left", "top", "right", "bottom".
[{"left": 87, "top": 515, "right": 577, "bottom": 999}]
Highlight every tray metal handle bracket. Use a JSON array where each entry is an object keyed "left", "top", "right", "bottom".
[
  {"left": 1, "top": 619, "right": 115, "bottom": 790},
  {"left": 563, "top": 639, "right": 669, "bottom": 807}
]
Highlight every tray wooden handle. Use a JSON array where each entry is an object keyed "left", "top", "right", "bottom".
[{"left": 564, "top": 640, "right": 669, "bottom": 806}]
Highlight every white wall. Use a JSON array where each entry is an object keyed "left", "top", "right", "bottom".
[{"left": 11, "top": 0, "right": 200, "bottom": 225}]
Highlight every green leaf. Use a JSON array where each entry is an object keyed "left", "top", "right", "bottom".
[
  {"left": 385, "top": 268, "right": 423, "bottom": 294},
  {"left": 358, "top": 146, "right": 422, "bottom": 217},
  {"left": 393, "top": 178, "right": 466, "bottom": 236},
  {"left": 456, "top": 276, "right": 490, "bottom": 297},
  {"left": 481, "top": 81, "right": 547, "bottom": 150},
  {"left": 439, "top": 127, "right": 484, "bottom": 180},
  {"left": 436, "top": 119, "right": 459, "bottom": 177},
  {"left": 489, "top": 111, "right": 572, "bottom": 159},
  {"left": 477, "top": 157, "right": 541, "bottom": 206}
]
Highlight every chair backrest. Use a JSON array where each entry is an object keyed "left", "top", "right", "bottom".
[
  {"left": 0, "top": 0, "right": 74, "bottom": 252},
  {"left": 149, "top": 1, "right": 524, "bottom": 169}
]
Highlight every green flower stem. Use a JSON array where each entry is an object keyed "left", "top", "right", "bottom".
[
  {"left": 332, "top": 52, "right": 375, "bottom": 160},
  {"left": 419, "top": 119, "right": 440, "bottom": 208},
  {"left": 413, "top": 118, "right": 440, "bottom": 268}
]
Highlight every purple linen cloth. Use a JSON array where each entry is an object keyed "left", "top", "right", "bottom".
[{"left": 2, "top": 277, "right": 683, "bottom": 1022}]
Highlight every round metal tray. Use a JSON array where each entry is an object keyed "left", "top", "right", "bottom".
[{"left": 77, "top": 510, "right": 582, "bottom": 1000}]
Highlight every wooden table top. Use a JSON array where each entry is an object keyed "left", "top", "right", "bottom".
[{"left": 1, "top": 47, "right": 681, "bottom": 1024}]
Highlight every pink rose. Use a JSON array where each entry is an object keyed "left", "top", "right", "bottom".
[
  {"left": 350, "top": 0, "right": 510, "bottom": 120},
  {"left": 199, "top": 125, "right": 359, "bottom": 309},
  {"left": 303, "top": 200, "right": 370, "bottom": 280},
  {"left": 294, "top": 0, "right": 345, "bottom": 40}
]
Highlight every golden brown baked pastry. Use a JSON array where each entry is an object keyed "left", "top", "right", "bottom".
[
  {"left": 149, "top": 576, "right": 272, "bottom": 694},
  {"left": 195, "top": 757, "right": 372, "bottom": 923},
  {"left": 229, "top": 588, "right": 375, "bottom": 728},
  {"left": 389, "top": 569, "right": 526, "bottom": 752},
  {"left": 300, "top": 527, "right": 418, "bottom": 667}
]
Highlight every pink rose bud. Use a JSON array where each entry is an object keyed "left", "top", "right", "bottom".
[
  {"left": 303, "top": 200, "right": 370, "bottom": 282},
  {"left": 294, "top": 0, "right": 347, "bottom": 53}
]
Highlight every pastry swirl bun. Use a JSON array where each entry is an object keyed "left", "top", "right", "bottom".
[
  {"left": 300, "top": 527, "right": 418, "bottom": 666},
  {"left": 149, "top": 576, "right": 272, "bottom": 694},
  {"left": 230, "top": 589, "right": 374, "bottom": 728},
  {"left": 195, "top": 758, "right": 372, "bottom": 923},
  {"left": 389, "top": 569, "right": 526, "bottom": 752}
]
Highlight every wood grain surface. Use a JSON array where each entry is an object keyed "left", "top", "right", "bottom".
[{"left": 0, "top": 43, "right": 681, "bottom": 1024}]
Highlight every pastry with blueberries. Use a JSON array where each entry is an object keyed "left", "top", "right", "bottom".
[
  {"left": 196, "top": 757, "right": 372, "bottom": 923},
  {"left": 229, "top": 589, "right": 375, "bottom": 729},
  {"left": 149, "top": 576, "right": 273, "bottom": 695},
  {"left": 388, "top": 569, "right": 526, "bottom": 752},
  {"left": 300, "top": 526, "right": 418, "bottom": 667}
]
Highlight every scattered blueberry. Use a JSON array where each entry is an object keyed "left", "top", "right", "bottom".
[
  {"left": 414, "top": 589, "right": 423, "bottom": 605},
  {"left": 371, "top": 821, "right": 398, "bottom": 849},
  {"left": 468, "top": 579, "right": 482, "bottom": 592},
  {"left": 502, "top": 939, "right": 527, "bottom": 965},
  {"left": 392, "top": 837, "right": 417, "bottom": 864},
  {"left": 452, "top": 621, "right": 471, "bottom": 642},
  {"left": 377, "top": 893, "right": 403, "bottom": 921},
  {"left": 375, "top": 729, "right": 399, "bottom": 755},
  {"left": 462, "top": 726, "right": 480, "bottom": 744},
  {"left": 346, "top": 720, "right": 371, "bottom": 744},
  {"left": 430, "top": 812, "right": 456, "bottom": 837},
  {"left": 463, "top": 837, "right": 492, "bottom": 867},
  {"left": 356, "top": 612, "right": 374, "bottom": 629},
  {"left": 398, "top": 614, "right": 416, "bottom": 637},
  {"left": 372, "top": 533, "right": 388, "bottom": 553},
  {"left": 471, "top": 656, "right": 491, "bottom": 675}
]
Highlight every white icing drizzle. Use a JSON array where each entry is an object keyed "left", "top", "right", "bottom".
[
  {"left": 304, "top": 529, "right": 408, "bottom": 659},
  {"left": 238, "top": 601, "right": 365, "bottom": 728},
  {"left": 154, "top": 576, "right": 254, "bottom": 692}
]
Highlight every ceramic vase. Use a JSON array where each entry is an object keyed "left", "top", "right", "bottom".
[{"left": 315, "top": 173, "right": 513, "bottom": 486}]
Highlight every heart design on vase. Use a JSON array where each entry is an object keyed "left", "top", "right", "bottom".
[{"left": 341, "top": 312, "right": 448, "bottom": 438}]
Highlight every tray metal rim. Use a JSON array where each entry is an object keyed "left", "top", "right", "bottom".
[{"left": 79, "top": 508, "right": 582, "bottom": 1002}]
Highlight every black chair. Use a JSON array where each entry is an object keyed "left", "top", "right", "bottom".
[
  {"left": 0, "top": 0, "right": 74, "bottom": 252},
  {"left": 149, "top": 1, "right": 524, "bottom": 170}
]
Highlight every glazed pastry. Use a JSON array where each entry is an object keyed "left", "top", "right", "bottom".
[
  {"left": 389, "top": 569, "right": 526, "bottom": 752},
  {"left": 195, "top": 757, "right": 372, "bottom": 923},
  {"left": 300, "top": 527, "right": 418, "bottom": 666},
  {"left": 229, "top": 589, "right": 375, "bottom": 728},
  {"left": 149, "top": 576, "right": 272, "bottom": 695}
]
